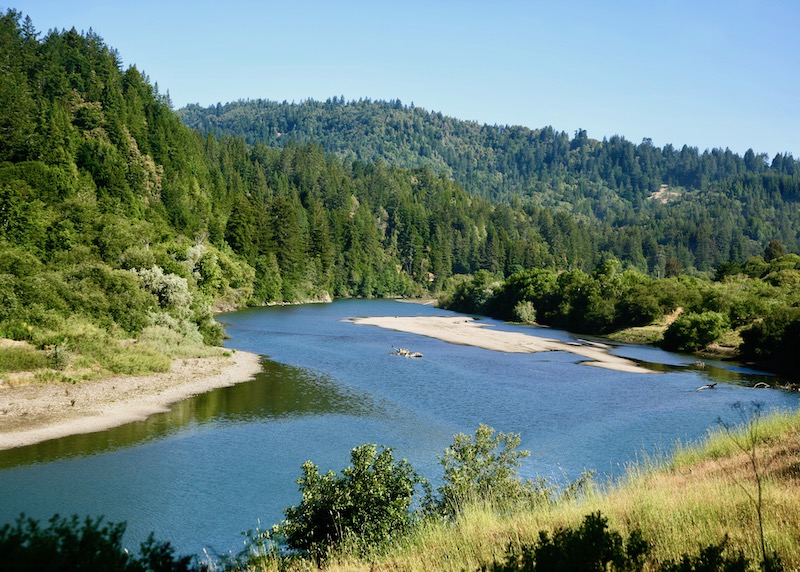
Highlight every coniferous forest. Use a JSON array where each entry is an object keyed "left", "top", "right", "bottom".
[
  {"left": 180, "top": 98, "right": 800, "bottom": 273},
  {"left": 3, "top": 8, "right": 800, "bottom": 572},
  {"left": 1, "top": 9, "right": 799, "bottom": 377}
]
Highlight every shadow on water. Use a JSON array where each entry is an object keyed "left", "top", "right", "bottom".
[
  {"left": 0, "top": 357, "right": 378, "bottom": 470},
  {"left": 626, "top": 358, "right": 784, "bottom": 388}
]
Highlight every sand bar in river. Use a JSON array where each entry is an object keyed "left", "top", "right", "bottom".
[{"left": 351, "top": 315, "right": 653, "bottom": 374}]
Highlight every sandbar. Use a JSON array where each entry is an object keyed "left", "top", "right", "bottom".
[
  {"left": 350, "top": 316, "right": 653, "bottom": 374},
  {"left": 0, "top": 350, "right": 262, "bottom": 450}
]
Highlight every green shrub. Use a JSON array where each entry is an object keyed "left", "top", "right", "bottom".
[
  {"left": 65, "top": 262, "right": 156, "bottom": 334},
  {"left": 662, "top": 311, "right": 729, "bottom": 352},
  {"left": 281, "top": 444, "right": 423, "bottom": 561},
  {"left": 441, "top": 270, "right": 503, "bottom": 315},
  {"left": 0, "top": 273, "right": 20, "bottom": 320},
  {"left": 740, "top": 307, "right": 800, "bottom": 368},
  {"left": 615, "top": 284, "right": 663, "bottom": 328},
  {"left": 658, "top": 536, "right": 764, "bottom": 572},
  {"left": 486, "top": 513, "right": 778, "bottom": 572},
  {"left": 513, "top": 300, "right": 537, "bottom": 323},
  {"left": 486, "top": 512, "right": 650, "bottom": 572},
  {"left": 0, "top": 345, "right": 48, "bottom": 373},
  {"left": 45, "top": 342, "right": 71, "bottom": 370},
  {"left": 134, "top": 266, "right": 192, "bottom": 319},
  {"left": 436, "top": 425, "right": 551, "bottom": 515},
  {"left": 0, "top": 514, "right": 196, "bottom": 572}
]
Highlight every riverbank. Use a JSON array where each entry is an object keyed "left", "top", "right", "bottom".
[
  {"left": 245, "top": 409, "right": 800, "bottom": 571},
  {"left": 0, "top": 350, "right": 262, "bottom": 450},
  {"left": 350, "top": 315, "right": 655, "bottom": 374}
]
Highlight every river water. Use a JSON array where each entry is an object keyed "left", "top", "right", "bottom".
[{"left": 0, "top": 299, "right": 796, "bottom": 558}]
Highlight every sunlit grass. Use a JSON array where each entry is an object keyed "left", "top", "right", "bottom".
[
  {"left": 1, "top": 319, "right": 226, "bottom": 385},
  {"left": 0, "top": 344, "right": 49, "bottom": 374},
  {"left": 241, "top": 409, "right": 800, "bottom": 571}
]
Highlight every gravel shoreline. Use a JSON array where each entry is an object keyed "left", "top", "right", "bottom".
[{"left": 0, "top": 350, "right": 263, "bottom": 451}]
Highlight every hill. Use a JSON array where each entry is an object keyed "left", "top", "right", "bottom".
[
  {"left": 0, "top": 9, "right": 616, "bottom": 378},
  {"left": 1, "top": 8, "right": 797, "bottom": 376},
  {"left": 179, "top": 98, "right": 800, "bottom": 273}
]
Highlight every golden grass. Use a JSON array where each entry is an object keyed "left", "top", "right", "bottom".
[{"left": 243, "top": 409, "right": 800, "bottom": 571}]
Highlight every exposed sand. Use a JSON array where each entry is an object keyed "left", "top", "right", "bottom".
[
  {"left": 350, "top": 316, "right": 654, "bottom": 374},
  {"left": 0, "top": 350, "right": 262, "bottom": 450}
]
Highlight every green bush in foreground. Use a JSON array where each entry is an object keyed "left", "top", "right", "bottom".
[
  {"left": 280, "top": 444, "right": 423, "bottom": 561},
  {"left": 0, "top": 514, "right": 196, "bottom": 572},
  {"left": 436, "top": 424, "right": 552, "bottom": 515},
  {"left": 486, "top": 512, "right": 650, "bottom": 572}
]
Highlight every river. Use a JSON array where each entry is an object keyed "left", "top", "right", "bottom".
[{"left": 0, "top": 299, "right": 796, "bottom": 558}]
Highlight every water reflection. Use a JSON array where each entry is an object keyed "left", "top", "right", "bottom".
[
  {"left": 621, "top": 358, "right": 781, "bottom": 388},
  {"left": 1, "top": 300, "right": 797, "bottom": 557},
  {"left": 0, "top": 358, "right": 378, "bottom": 469}
]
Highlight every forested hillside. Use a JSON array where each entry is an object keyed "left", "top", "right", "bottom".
[
  {"left": 0, "top": 9, "right": 618, "bottom": 377},
  {"left": 180, "top": 98, "right": 800, "bottom": 273},
  {"left": 1, "top": 9, "right": 798, "bottom": 376}
]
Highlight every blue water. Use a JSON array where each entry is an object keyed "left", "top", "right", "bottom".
[{"left": 0, "top": 299, "right": 796, "bottom": 558}]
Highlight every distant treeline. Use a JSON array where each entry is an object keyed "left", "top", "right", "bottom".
[
  {"left": 440, "top": 247, "right": 800, "bottom": 372},
  {"left": 180, "top": 98, "right": 800, "bottom": 273}
]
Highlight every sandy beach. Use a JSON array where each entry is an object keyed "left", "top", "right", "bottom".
[
  {"left": 0, "top": 350, "right": 262, "bottom": 450},
  {"left": 351, "top": 315, "right": 654, "bottom": 374}
]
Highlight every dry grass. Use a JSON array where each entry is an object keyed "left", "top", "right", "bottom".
[
  {"left": 608, "top": 308, "right": 682, "bottom": 345},
  {"left": 242, "top": 410, "right": 800, "bottom": 571}
]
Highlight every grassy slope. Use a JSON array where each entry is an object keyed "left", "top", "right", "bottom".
[{"left": 245, "top": 410, "right": 800, "bottom": 571}]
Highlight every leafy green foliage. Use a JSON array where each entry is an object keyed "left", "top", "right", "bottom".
[
  {"left": 657, "top": 537, "right": 751, "bottom": 572},
  {"left": 440, "top": 270, "right": 503, "bottom": 315},
  {"left": 281, "top": 444, "right": 422, "bottom": 560},
  {"left": 181, "top": 98, "right": 800, "bottom": 273},
  {"left": 440, "top": 252, "right": 800, "bottom": 369},
  {"left": 740, "top": 307, "right": 800, "bottom": 370},
  {"left": 436, "top": 425, "right": 553, "bottom": 515},
  {"left": 486, "top": 512, "right": 650, "bottom": 572},
  {"left": 0, "top": 514, "right": 196, "bottom": 572},
  {"left": 486, "top": 513, "right": 781, "bottom": 572},
  {"left": 662, "top": 312, "right": 729, "bottom": 352}
]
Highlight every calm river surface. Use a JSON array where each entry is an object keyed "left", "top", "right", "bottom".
[{"left": 1, "top": 299, "right": 797, "bottom": 558}]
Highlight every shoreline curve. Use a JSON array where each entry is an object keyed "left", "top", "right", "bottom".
[{"left": 0, "top": 350, "right": 263, "bottom": 451}]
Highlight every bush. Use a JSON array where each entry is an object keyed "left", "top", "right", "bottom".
[
  {"left": 0, "top": 514, "right": 196, "bottom": 572},
  {"left": 486, "top": 512, "right": 650, "bottom": 572},
  {"left": 661, "top": 311, "right": 729, "bottom": 352},
  {"left": 513, "top": 300, "right": 537, "bottom": 323},
  {"left": 281, "top": 444, "right": 423, "bottom": 560},
  {"left": 658, "top": 536, "right": 758, "bottom": 572},
  {"left": 441, "top": 270, "right": 503, "bottom": 315},
  {"left": 486, "top": 513, "right": 777, "bottom": 572},
  {"left": 436, "top": 425, "right": 551, "bottom": 515},
  {"left": 135, "top": 266, "right": 192, "bottom": 319},
  {"left": 615, "top": 284, "right": 663, "bottom": 328},
  {"left": 0, "top": 345, "right": 49, "bottom": 373},
  {"left": 740, "top": 307, "right": 800, "bottom": 368}
]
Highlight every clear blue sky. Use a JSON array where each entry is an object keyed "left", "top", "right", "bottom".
[{"left": 11, "top": 0, "right": 800, "bottom": 158}]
